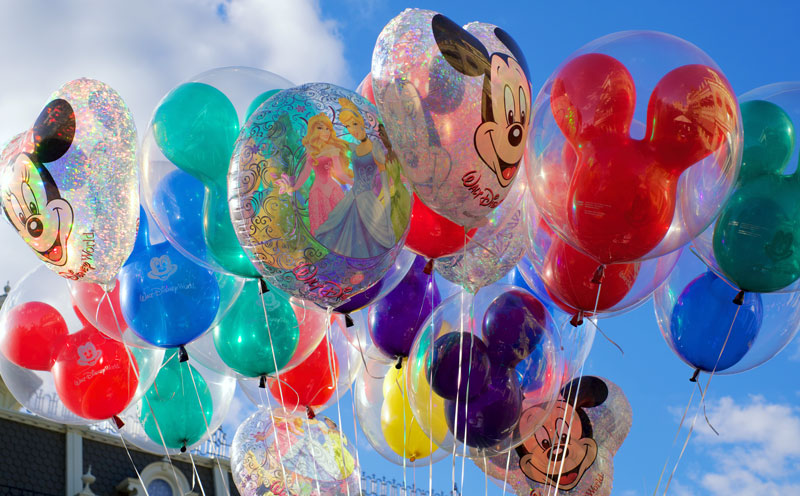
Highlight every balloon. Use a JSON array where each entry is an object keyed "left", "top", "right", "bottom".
[
  {"left": 405, "top": 193, "right": 476, "bottom": 260},
  {"left": 69, "top": 279, "right": 128, "bottom": 342},
  {"left": 267, "top": 335, "right": 338, "bottom": 414},
  {"left": 0, "top": 78, "right": 138, "bottom": 284},
  {"left": 51, "top": 325, "right": 139, "bottom": 420},
  {"left": 528, "top": 31, "right": 741, "bottom": 265},
  {"left": 232, "top": 411, "right": 360, "bottom": 496},
  {"left": 435, "top": 172, "right": 529, "bottom": 292},
  {"left": 369, "top": 255, "right": 441, "bottom": 359},
  {"left": 480, "top": 376, "right": 632, "bottom": 496},
  {"left": 333, "top": 248, "right": 415, "bottom": 315},
  {"left": 140, "top": 350, "right": 213, "bottom": 450},
  {"left": 428, "top": 331, "right": 491, "bottom": 402},
  {"left": 213, "top": 280, "right": 299, "bottom": 377},
  {"left": 0, "top": 302, "right": 68, "bottom": 371},
  {"left": 372, "top": 9, "right": 531, "bottom": 228},
  {"left": 228, "top": 82, "right": 412, "bottom": 307},
  {"left": 118, "top": 209, "right": 220, "bottom": 347},
  {"left": 668, "top": 271, "right": 763, "bottom": 372},
  {"left": 445, "top": 369, "right": 522, "bottom": 449},
  {"left": 483, "top": 289, "right": 547, "bottom": 368},
  {"left": 142, "top": 67, "right": 294, "bottom": 276}
]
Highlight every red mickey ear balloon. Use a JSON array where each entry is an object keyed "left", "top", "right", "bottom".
[
  {"left": 268, "top": 335, "right": 339, "bottom": 415},
  {"left": 405, "top": 193, "right": 477, "bottom": 263},
  {"left": 528, "top": 31, "right": 741, "bottom": 266},
  {"left": 0, "top": 302, "right": 68, "bottom": 371}
]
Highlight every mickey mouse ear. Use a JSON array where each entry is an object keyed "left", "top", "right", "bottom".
[
  {"left": 32, "top": 98, "right": 75, "bottom": 163},
  {"left": 432, "top": 13, "right": 491, "bottom": 78}
]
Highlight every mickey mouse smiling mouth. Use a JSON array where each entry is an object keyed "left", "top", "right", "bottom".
[{"left": 1, "top": 99, "right": 76, "bottom": 267}]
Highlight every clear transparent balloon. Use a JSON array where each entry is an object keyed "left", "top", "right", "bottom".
[
  {"left": 140, "top": 67, "right": 295, "bottom": 275},
  {"left": 406, "top": 284, "right": 563, "bottom": 458},
  {"left": 116, "top": 349, "right": 236, "bottom": 455},
  {"left": 354, "top": 353, "right": 449, "bottom": 465},
  {"left": 0, "top": 266, "right": 163, "bottom": 424},
  {"left": 527, "top": 31, "right": 742, "bottom": 263},
  {"left": 653, "top": 249, "right": 800, "bottom": 374},
  {"left": 693, "top": 82, "right": 800, "bottom": 294}
]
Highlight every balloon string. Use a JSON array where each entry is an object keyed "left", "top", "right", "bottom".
[
  {"left": 178, "top": 364, "right": 208, "bottom": 496},
  {"left": 257, "top": 284, "right": 292, "bottom": 415},
  {"left": 140, "top": 392, "right": 184, "bottom": 492},
  {"left": 661, "top": 303, "right": 741, "bottom": 496},
  {"left": 688, "top": 246, "right": 739, "bottom": 292},
  {"left": 115, "top": 425, "right": 151, "bottom": 496},
  {"left": 344, "top": 341, "right": 365, "bottom": 496},
  {"left": 186, "top": 360, "right": 231, "bottom": 496},
  {"left": 584, "top": 318, "right": 624, "bottom": 356},
  {"left": 261, "top": 386, "right": 291, "bottom": 493},
  {"left": 483, "top": 456, "right": 488, "bottom": 496},
  {"left": 428, "top": 269, "right": 435, "bottom": 496},
  {"left": 398, "top": 366, "right": 408, "bottom": 493},
  {"left": 451, "top": 284, "right": 467, "bottom": 494},
  {"left": 696, "top": 379, "right": 719, "bottom": 435},
  {"left": 302, "top": 414, "right": 323, "bottom": 496},
  {"left": 187, "top": 451, "right": 207, "bottom": 496},
  {"left": 459, "top": 294, "right": 477, "bottom": 494},
  {"left": 651, "top": 384, "right": 697, "bottom": 496},
  {"left": 324, "top": 311, "right": 351, "bottom": 495},
  {"left": 501, "top": 450, "right": 511, "bottom": 496}
]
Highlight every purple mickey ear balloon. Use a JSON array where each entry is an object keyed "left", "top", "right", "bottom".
[
  {"left": 427, "top": 332, "right": 490, "bottom": 401},
  {"left": 445, "top": 369, "right": 522, "bottom": 449},
  {"left": 368, "top": 256, "right": 441, "bottom": 358},
  {"left": 483, "top": 289, "right": 547, "bottom": 367}
]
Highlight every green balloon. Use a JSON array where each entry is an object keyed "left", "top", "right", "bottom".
[
  {"left": 213, "top": 280, "right": 299, "bottom": 377},
  {"left": 713, "top": 100, "right": 800, "bottom": 292},
  {"left": 141, "top": 351, "right": 214, "bottom": 450},
  {"left": 205, "top": 183, "right": 261, "bottom": 277}
]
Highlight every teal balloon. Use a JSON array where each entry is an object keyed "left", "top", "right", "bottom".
[
  {"left": 152, "top": 82, "right": 259, "bottom": 277},
  {"left": 140, "top": 351, "right": 214, "bottom": 450},
  {"left": 245, "top": 89, "right": 282, "bottom": 122},
  {"left": 213, "top": 280, "right": 299, "bottom": 377},
  {"left": 713, "top": 100, "right": 800, "bottom": 292}
]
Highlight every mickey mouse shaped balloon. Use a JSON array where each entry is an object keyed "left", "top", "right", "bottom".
[
  {"left": 0, "top": 79, "right": 138, "bottom": 285},
  {"left": 479, "top": 376, "right": 631, "bottom": 496},
  {"left": 528, "top": 32, "right": 741, "bottom": 266},
  {"left": 372, "top": 9, "right": 531, "bottom": 229}
]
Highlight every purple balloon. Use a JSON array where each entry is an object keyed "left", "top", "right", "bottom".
[
  {"left": 483, "top": 290, "right": 547, "bottom": 367},
  {"left": 445, "top": 369, "right": 522, "bottom": 449},
  {"left": 335, "top": 280, "right": 385, "bottom": 315},
  {"left": 369, "top": 256, "right": 441, "bottom": 358},
  {"left": 428, "top": 332, "right": 490, "bottom": 401}
]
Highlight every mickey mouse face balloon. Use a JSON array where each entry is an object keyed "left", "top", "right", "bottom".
[
  {"left": 372, "top": 9, "right": 531, "bottom": 228},
  {"left": 0, "top": 79, "right": 138, "bottom": 285}
]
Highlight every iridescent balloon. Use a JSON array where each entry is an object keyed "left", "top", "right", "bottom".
[{"left": 0, "top": 79, "right": 138, "bottom": 285}]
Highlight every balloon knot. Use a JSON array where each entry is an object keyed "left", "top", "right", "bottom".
[
  {"left": 344, "top": 314, "right": 354, "bottom": 328},
  {"left": 690, "top": 368, "right": 700, "bottom": 383},
  {"left": 259, "top": 375, "right": 267, "bottom": 389},
  {"left": 733, "top": 290, "right": 745, "bottom": 306},
  {"left": 178, "top": 345, "right": 189, "bottom": 363},
  {"left": 591, "top": 264, "right": 605, "bottom": 285},
  {"left": 395, "top": 356, "right": 403, "bottom": 370},
  {"left": 259, "top": 279, "right": 270, "bottom": 294},
  {"left": 423, "top": 259, "right": 434, "bottom": 275},
  {"left": 306, "top": 406, "right": 316, "bottom": 420},
  {"left": 180, "top": 442, "right": 187, "bottom": 453},
  {"left": 570, "top": 310, "right": 584, "bottom": 327},
  {"left": 409, "top": 456, "right": 416, "bottom": 463},
  {"left": 112, "top": 415, "right": 124, "bottom": 429}
]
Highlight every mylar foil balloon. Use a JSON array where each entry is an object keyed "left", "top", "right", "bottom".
[
  {"left": 0, "top": 79, "right": 138, "bottom": 284},
  {"left": 228, "top": 83, "right": 412, "bottom": 307},
  {"left": 693, "top": 83, "right": 800, "bottom": 293},
  {"left": 479, "top": 376, "right": 631, "bottom": 496},
  {"left": 407, "top": 284, "right": 562, "bottom": 457},
  {"left": 528, "top": 31, "right": 741, "bottom": 265},
  {"left": 232, "top": 410, "right": 360, "bottom": 496},
  {"left": 116, "top": 348, "right": 235, "bottom": 454},
  {"left": 141, "top": 67, "right": 294, "bottom": 277},
  {"left": 654, "top": 248, "right": 800, "bottom": 375},
  {"left": 435, "top": 171, "right": 529, "bottom": 293},
  {"left": 354, "top": 354, "right": 448, "bottom": 465},
  {"left": 372, "top": 9, "right": 531, "bottom": 228},
  {"left": 0, "top": 266, "right": 162, "bottom": 424}
]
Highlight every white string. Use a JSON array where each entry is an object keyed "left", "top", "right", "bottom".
[
  {"left": 324, "top": 310, "right": 351, "bottom": 496},
  {"left": 502, "top": 450, "right": 511, "bottom": 496},
  {"left": 345, "top": 341, "right": 365, "bottom": 496},
  {"left": 116, "top": 424, "right": 151, "bottom": 496},
  {"left": 651, "top": 385, "right": 698, "bottom": 495}
]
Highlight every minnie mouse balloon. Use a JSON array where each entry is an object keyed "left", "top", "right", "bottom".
[
  {"left": 0, "top": 79, "right": 138, "bottom": 285},
  {"left": 372, "top": 9, "right": 531, "bottom": 228},
  {"left": 229, "top": 83, "right": 411, "bottom": 306}
]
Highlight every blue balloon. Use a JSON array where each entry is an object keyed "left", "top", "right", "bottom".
[
  {"left": 118, "top": 208, "right": 220, "bottom": 347},
  {"left": 669, "top": 271, "right": 763, "bottom": 372},
  {"left": 152, "top": 169, "right": 208, "bottom": 259}
]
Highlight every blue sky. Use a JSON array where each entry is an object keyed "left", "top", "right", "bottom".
[{"left": 2, "top": 1, "right": 800, "bottom": 495}]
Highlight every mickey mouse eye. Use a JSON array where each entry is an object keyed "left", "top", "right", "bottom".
[
  {"left": 534, "top": 426, "right": 550, "bottom": 450},
  {"left": 8, "top": 195, "right": 25, "bottom": 225},
  {"left": 504, "top": 85, "right": 514, "bottom": 125},
  {"left": 519, "top": 87, "right": 528, "bottom": 123},
  {"left": 21, "top": 182, "right": 38, "bottom": 216}
]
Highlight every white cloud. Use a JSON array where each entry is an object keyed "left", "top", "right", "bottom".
[{"left": 671, "top": 395, "right": 800, "bottom": 496}]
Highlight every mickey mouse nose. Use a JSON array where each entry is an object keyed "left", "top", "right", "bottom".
[
  {"left": 508, "top": 124, "right": 523, "bottom": 147},
  {"left": 26, "top": 217, "right": 43, "bottom": 238}
]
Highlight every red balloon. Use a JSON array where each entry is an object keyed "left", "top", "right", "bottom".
[
  {"left": 269, "top": 335, "right": 339, "bottom": 412},
  {"left": 51, "top": 326, "right": 139, "bottom": 420},
  {"left": 359, "top": 73, "right": 376, "bottom": 105},
  {"left": 0, "top": 302, "right": 68, "bottom": 371},
  {"left": 405, "top": 193, "right": 477, "bottom": 260},
  {"left": 70, "top": 280, "right": 127, "bottom": 340},
  {"left": 542, "top": 237, "right": 639, "bottom": 315},
  {"left": 551, "top": 53, "right": 736, "bottom": 264}
]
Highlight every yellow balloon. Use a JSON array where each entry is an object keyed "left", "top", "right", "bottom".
[{"left": 381, "top": 361, "right": 446, "bottom": 461}]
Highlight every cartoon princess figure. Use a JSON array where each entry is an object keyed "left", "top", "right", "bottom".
[
  {"left": 314, "top": 98, "right": 396, "bottom": 258},
  {"left": 276, "top": 114, "right": 354, "bottom": 235}
]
